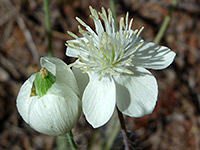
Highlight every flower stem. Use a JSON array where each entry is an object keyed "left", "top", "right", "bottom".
[
  {"left": 66, "top": 130, "right": 78, "bottom": 150},
  {"left": 154, "top": 0, "right": 178, "bottom": 44},
  {"left": 110, "top": 0, "right": 131, "bottom": 149},
  {"left": 117, "top": 108, "right": 130, "bottom": 150},
  {"left": 104, "top": 110, "right": 120, "bottom": 150},
  {"left": 43, "top": 0, "right": 53, "bottom": 56},
  {"left": 110, "top": 0, "right": 118, "bottom": 30},
  {"left": 56, "top": 130, "right": 78, "bottom": 150}
]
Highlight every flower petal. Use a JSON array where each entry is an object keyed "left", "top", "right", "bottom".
[
  {"left": 29, "top": 85, "right": 81, "bottom": 136},
  {"left": 66, "top": 46, "right": 80, "bottom": 58},
  {"left": 40, "top": 57, "right": 80, "bottom": 96},
  {"left": 82, "top": 74, "right": 116, "bottom": 128},
  {"left": 72, "top": 67, "right": 89, "bottom": 98},
  {"left": 113, "top": 67, "right": 158, "bottom": 117},
  {"left": 132, "top": 42, "right": 176, "bottom": 70},
  {"left": 16, "top": 74, "right": 37, "bottom": 123}
]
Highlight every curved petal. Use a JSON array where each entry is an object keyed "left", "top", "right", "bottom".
[
  {"left": 132, "top": 42, "right": 176, "bottom": 70},
  {"left": 29, "top": 85, "right": 81, "bottom": 136},
  {"left": 16, "top": 74, "right": 37, "bottom": 123},
  {"left": 40, "top": 57, "right": 80, "bottom": 96},
  {"left": 82, "top": 74, "right": 116, "bottom": 128},
  {"left": 72, "top": 67, "right": 89, "bottom": 98},
  {"left": 113, "top": 67, "right": 158, "bottom": 117},
  {"left": 66, "top": 47, "right": 80, "bottom": 58}
]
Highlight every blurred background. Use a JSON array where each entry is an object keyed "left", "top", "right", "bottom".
[{"left": 0, "top": 0, "right": 200, "bottom": 149}]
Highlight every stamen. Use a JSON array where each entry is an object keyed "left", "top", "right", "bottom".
[
  {"left": 101, "top": 7, "right": 107, "bottom": 20},
  {"left": 66, "top": 7, "right": 145, "bottom": 78},
  {"left": 108, "top": 9, "right": 113, "bottom": 24},
  {"left": 128, "top": 18, "right": 133, "bottom": 31},
  {"left": 120, "top": 17, "right": 125, "bottom": 30},
  {"left": 40, "top": 68, "right": 48, "bottom": 78},
  {"left": 90, "top": 6, "right": 99, "bottom": 19},
  {"left": 67, "top": 31, "right": 79, "bottom": 39},
  {"left": 125, "top": 12, "right": 129, "bottom": 30},
  {"left": 76, "top": 17, "right": 88, "bottom": 27},
  {"left": 137, "top": 27, "right": 144, "bottom": 37},
  {"left": 78, "top": 25, "right": 88, "bottom": 34}
]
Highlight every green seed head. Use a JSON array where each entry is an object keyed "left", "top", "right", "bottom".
[{"left": 33, "top": 67, "right": 56, "bottom": 97}]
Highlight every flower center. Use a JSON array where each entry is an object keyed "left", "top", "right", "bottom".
[
  {"left": 76, "top": 31, "right": 141, "bottom": 79},
  {"left": 66, "top": 7, "right": 144, "bottom": 79}
]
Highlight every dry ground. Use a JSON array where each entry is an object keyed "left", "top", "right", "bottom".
[{"left": 0, "top": 0, "right": 200, "bottom": 150}]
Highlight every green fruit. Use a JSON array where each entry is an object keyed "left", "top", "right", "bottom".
[{"left": 34, "top": 68, "right": 56, "bottom": 97}]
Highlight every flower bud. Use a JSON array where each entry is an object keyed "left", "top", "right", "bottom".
[{"left": 16, "top": 57, "right": 81, "bottom": 136}]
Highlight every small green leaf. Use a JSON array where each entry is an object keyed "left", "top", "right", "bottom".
[{"left": 34, "top": 68, "right": 56, "bottom": 97}]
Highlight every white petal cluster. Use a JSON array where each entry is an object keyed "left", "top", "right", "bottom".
[
  {"left": 66, "top": 7, "right": 176, "bottom": 128},
  {"left": 66, "top": 7, "right": 145, "bottom": 80},
  {"left": 16, "top": 57, "right": 81, "bottom": 136}
]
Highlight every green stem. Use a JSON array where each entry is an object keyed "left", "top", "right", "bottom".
[
  {"left": 110, "top": 0, "right": 118, "bottom": 30},
  {"left": 56, "top": 130, "right": 78, "bottom": 150},
  {"left": 44, "top": 0, "right": 53, "bottom": 56},
  {"left": 154, "top": 0, "right": 178, "bottom": 44},
  {"left": 110, "top": 1, "right": 131, "bottom": 149},
  {"left": 117, "top": 108, "right": 130, "bottom": 150},
  {"left": 66, "top": 130, "right": 78, "bottom": 150},
  {"left": 104, "top": 110, "right": 120, "bottom": 150}
]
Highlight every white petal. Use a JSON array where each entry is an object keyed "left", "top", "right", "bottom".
[
  {"left": 82, "top": 74, "right": 116, "bottom": 128},
  {"left": 72, "top": 67, "right": 89, "bottom": 98},
  {"left": 113, "top": 67, "right": 158, "bottom": 117},
  {"left": 66, "top": 47, "right": 80, "bottom": 58},
  {"left": 29, "top": 85, "right": 81, "bottom": 136},
  {"left": 40, "top": 57, "right": 80, "bottom": 96},
  {"left": 16, "top": 74, "right": 37, "bottom": 123},
  {"left": 132, "top": 42, "right": 176, "bottom": 70}
]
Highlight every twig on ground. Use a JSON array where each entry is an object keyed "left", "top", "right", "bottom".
[
  {"left": 4, "top": 0, "right": 40, "bottom": 62},
  {"left": 3, "top": 18, "right": 15, "bottom": 42},
  {"left": 0, "top": 0, "right": 19, "bottom": 26},
  {"left": 148, "top": 0, "right": 200, "bottom": 14},
  {"left": 34, "top": 25, "right": 69, "bottom": 40},
  {"left": 0, "top": 54, "right": 21, "bottom": 79},
  {"left": 16, "top": 16, "right": 39, "bottom": 63}
]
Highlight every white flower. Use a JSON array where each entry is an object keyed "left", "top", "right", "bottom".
[
  {"left": 66, "top": 6, "right": 176, "bottom": 128},
  {"left": 16, "top": 57, "right": 81, "bottom": 136}
]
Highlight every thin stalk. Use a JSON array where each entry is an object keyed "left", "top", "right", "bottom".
[
  {"left": 56, "top": 136, "right": 67, "bottom": 150},
  {"left": 104, "top": 110, "right": 120, "bottom": 150},
  {"left": 56, "top": 130, "right": 78, "bottom": 150},
  {"left": 110, "top": 0, "right": 118, "bottom": 30},
  {"left": 44, "top": 0, "right": 53, "bottom": 56},
  {"left": 117, "top": 108, "right": 130, "bottom": 150},
  {"left": 110, "top": 0, "right": 131, "bottom": 149},
  {"left": 66, "top": 130, "right": 78, "bottom": 150},
  {"left": 154, "top": 0, "right": 178, "bottom": 44}
]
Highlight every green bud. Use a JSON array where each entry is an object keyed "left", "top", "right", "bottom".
[
  {"left": 17, "top": 57, "right": 81, "bottom": 136},
  {"left": 34, "top": 67, "right": 56, "bottom": 97}
]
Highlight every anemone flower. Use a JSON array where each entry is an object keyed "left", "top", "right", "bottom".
[{"left": 66, "top": 6, "right": 176, "bottom": 128}]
